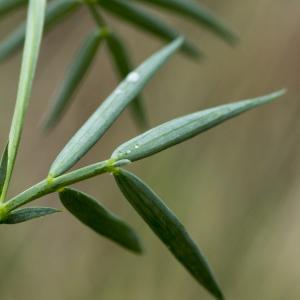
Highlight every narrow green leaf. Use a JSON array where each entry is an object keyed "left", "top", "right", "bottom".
[
  {"left": 114, "top": 169, "right": 223, "bottom": 300},
  {"left": 44, "top": 0, "right": 80, "bottom": 28},
  {"left": 49, "top": 37, "right": 183, "bottom": 177},
  {"left": 136, "top": 0, "right": 237, "bottom": 44},
  {"left": 112, "top": 90, "right": 285, "bottom": 162},
  {"left": 0, "top": 0, "right": 80, "bottom": 62},
  {"left": 1, "top": 0, "right": 46, "bottom": 201},
  {"left": 0, "top": 23, "right": 26, "bottom": 62},
  {"left": 44, "top": 28, "right": 103, "bottom": 130},
  {"left": 0, "top": 0, "right": 27, "bottom": 17},
  {"left": 0, "top": 143, "right": 8, "bottom": 196},
  {"left": 1, "top": 207, "right": 59, "bottom": 224},
  {"left": 106, "top": 31, "right": 148, "bottom": 130},
  {"left": 59, "top": 187, "right": 143, "bottom": 254},
  {"left": 98, "top": 0, "right": 201, "bottom": 58}
]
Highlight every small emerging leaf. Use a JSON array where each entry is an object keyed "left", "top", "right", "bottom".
[
  {"left": 114, "top": 169, "right": 223, "bottom": 300},
  {"left": 106, "top": 31, "right": 148, "bottom": 130},
  {"left": 0, "top": 0, "right": 27, "bottom": 17},
  {"left": 0, "top": 0, "right": 81, "bottom": 62},
  {"left": 1, "top": 207, "right": 59, "bottom": 224},
  {"left": 112, "top": 90, "right": 285, "bottom": 162},
  {"left": 49, "top": 37, "right": 183, "bottom": 177},
  {"left": 44, "top": 28, "right": 103, "bottom": 130},
  {"left": 0, "top": 143, "right": 8, "bottom": 196},
  {"left": 59, "top": 188, "right": 143, "bottom": 254},
  {"left": 136, "top": 0, "right": 237, "bottom": 45},
  {"left": 2, "top": 0, "right": 46, "bottom": 200},
  {"left": 98, "top": 0, "right": 201, "bottom": 58}
]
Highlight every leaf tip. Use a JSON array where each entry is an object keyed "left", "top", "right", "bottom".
[{"left": 259, "top": 88, "right": 287, "bottom": 105}]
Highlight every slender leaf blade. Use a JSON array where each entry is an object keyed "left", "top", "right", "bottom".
[
  {"left": 0, "top": 0, "right": 27, "bottom": 17},
  {"left": 114, "top": 169, "right": 224, "bottom": 300},
  {"left": 49, "top": 37, "right": 183, "bottom": 177},
  {"left": 1, "top": 0, "right": 46, "bottom": 200},
  {"left": 112, "top": 90, "right": 285, "bottom": 162},
  {"left": 0, "top": 143, "right": 8, "bottom": 196},
  {"left": 106, "top": 31, "right": 148, "bottom": 130},
  {"left": 44, "top": 28, "right": 103, "bottom": 130},
  {"left": 98, "top": 0, "right": 201, "bottom": 58},
  {"left": 1, "top": 207, "right": 59, "bottom": 224},
  {"left": 0, "top": 0, "right": 80, "bottom": 62},
  {"left": 0, "top": 23, "right": 26, "bottom": 62},
  {"left": 136, "top": 0, "right": 237, "bottom": 44},
  {"left": 59, "top": 187, "right": 143, "bottom": 254}
]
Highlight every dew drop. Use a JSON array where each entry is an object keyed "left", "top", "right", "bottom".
[
  {"left": 115, "top": 89, "right": 123, "bottom": 95},
  {"left": 134, "top": 145, "right": 139, "bottom": 149},
  {"left": 127, "top": 72, "right": 140, "bottom": 83},
  {"left": 126, "top": 150, "right": 131, "bottom": 154}
]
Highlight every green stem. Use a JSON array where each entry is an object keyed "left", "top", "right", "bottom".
[
  {"left": 3, "top": 158, "right": 127, "bottom": 212},
  {"left": 86, "top": 2, "right": 106, "bottom": 27}
]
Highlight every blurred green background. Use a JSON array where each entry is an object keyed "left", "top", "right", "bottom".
[{"left": 0, "top": 0, "right": 300, "bottom": 299}]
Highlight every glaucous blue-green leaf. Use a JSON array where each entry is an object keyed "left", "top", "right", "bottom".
[
  {"left": 49, "top": 37, "right": 183, "bottom": 177},
  {"left": 44, "top": 28, "right": 103, "bottom": 130},
  {"left": 112, "top": 90, "right": 285, "bottom": 162},
  {"left": 0, "top": 0, "right": 80, "bottom": 61},
  {"left": 114, "top": 169, "right": 223, "bottom": 300},
  {"left": 59, "top": 187, "right": 143, "bottom": 254},
  {"left": 98, "top": 0, "right": 201, "bottom": 58},
  {"left": 1, "top": 207, "right": 59, "bottom": 224},
  {"left": 1, "top": 0, "right": 46, "bottom": 201},
  {"left": 136, "top": 0, "right": 237, "bottom": 45},
  {"left": 0, "top": 0, "right": 27, "bottom": 17},
  {"left": 0, "top": 143, "right": 8, "bottom": 196},
  {"left": 106, "top": 31, "right": 148, "bottom": 130}
]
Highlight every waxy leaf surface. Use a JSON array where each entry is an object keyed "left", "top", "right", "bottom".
[
  {"left": 107, "top": 32, "right": 148, "bottom": 129},
  {"left": 115, "top": 169, "right": 224, "bottom": 300},
  {"left": 60, "top": 187, "right": 143, "bottom": 254},
  {"left": 44, "top": 28, "right": 103, "bottom": 129},
  {"left": 136, "top": 0, "right": 237, "bottom": 44},
  {"left": 49, "top": 37, "right": 183, "bottom": 177},
  {"left": 1, "top": 207, "right": 59, "bottom": 224},
  {"left": 112, "top": 90, "right": 285, "bottom": 162},
  {"left": 98, "top": 0, "right": 200, "bottom": 58},
  {"left": 2, "top": 0, "right": 46, "bottom": 200}
]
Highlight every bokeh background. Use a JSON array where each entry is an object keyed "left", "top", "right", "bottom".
[{"left": 0, "top": 0, "right": 299, "bottom": 299}]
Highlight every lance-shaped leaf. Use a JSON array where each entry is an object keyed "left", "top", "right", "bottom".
[
  {"left": 0, "top": 0, "right": 27, "bottom": 17},
  {"left": 44, "top": 29, "right": 103, "bottom": 130},
  {"left": 1, "top": 0, "right": 46, "bottom": 201},
  {"left": 1, "top": 207, "right": 59, "bottom": 224},
  {"left": 59, "top": 188, "right": 143, "bottom": 254},
  {"left": 0, "top": 0, "right": 80, "bottom": 61},
  {"left": 136, "top": 0, "right": 237, "bottom": 45},
  {"left": 106, "top": 32, "right": 148, "bottom": 130},
  {"left": 98, "top": 0, "right": 201, "bottom": 58},
  {"left": 0, "top": 143, "right": 8, "bottom": 196},
  {"left": 49, "top": 37, "right": 183, "bottom": 177},
  {"left": 112, "top": 90, "right": 285, "bottom": 162},
  {"left": 114, "top": 169, "right": 223, "bottom": 300}
]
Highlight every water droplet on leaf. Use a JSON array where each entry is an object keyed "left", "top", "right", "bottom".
[
  {"left": 115, "top": 89, "right": 123, "bottom": 95},
  {"left": 127, "top": 72, "right": 140, "bottom": 83}
]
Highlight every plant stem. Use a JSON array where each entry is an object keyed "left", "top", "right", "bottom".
[
  {"left": 86, "top": 2, "right": 106, "bottom": 27},
  {"left": 4, "top": 159, "right": 112, "bottom": 212}
]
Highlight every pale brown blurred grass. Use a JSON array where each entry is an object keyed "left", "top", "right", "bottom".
[{"left": 0, "top": 1, "right": 299, "bottom": 299}]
